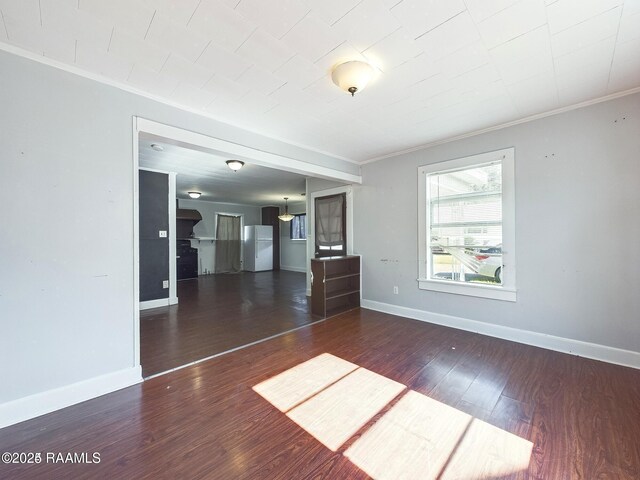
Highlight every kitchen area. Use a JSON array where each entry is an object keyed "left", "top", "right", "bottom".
[{"left": 175, "top": 200, "right": 280, "bottom": 280}]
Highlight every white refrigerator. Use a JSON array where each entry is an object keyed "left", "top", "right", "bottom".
[{"left": 243, "top": 225, "right": 273, "bottom": 272}]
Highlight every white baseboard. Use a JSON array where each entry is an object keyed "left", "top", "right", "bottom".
[
  {"left": 140, "top": 298, "right": 170, "bottom": 310},
  {"left": 0, "top": 366, "right": 142, "bottom": 429},
  {"left": 361, "top": 299, "right": 640, "bottom": 370},
  {"left": 280, "top": 265, "right": 307, "bottom": 273},
  {"left": 169, "top": 296, "right": 178, "bottom": 306}
]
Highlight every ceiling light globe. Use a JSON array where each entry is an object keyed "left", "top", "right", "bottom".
[
  {"left": 226, "top": 160, "right": 245, "bottom": 171},
  {"left": 188, "top": 191, "right": 202, "bottom": 199},
  {"left": 331, "top": 61, "right": 375, "bottom": 96}
]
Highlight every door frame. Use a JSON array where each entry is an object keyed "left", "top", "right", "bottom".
[{"left": 306, "top": 185, "right": 354, "bottom": 296}]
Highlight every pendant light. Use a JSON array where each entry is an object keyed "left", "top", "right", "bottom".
[{"left": 278, "top": 197, "right": 294, "bottom": 222}]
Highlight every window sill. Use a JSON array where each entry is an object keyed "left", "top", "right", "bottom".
[
  {"left": 417, "top": 278, "right": 517, "bottom": 302},
  {"left": 289, "top": 238, "right": 307, "bottom": 241}
]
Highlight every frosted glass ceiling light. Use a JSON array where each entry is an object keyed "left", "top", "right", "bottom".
[
  {"left": 226, "top": 160, "right": 244, "bottom": 171},
  {"left": 331, "top": 61, "right": 375, "bottom": 97},
  {"left": 188, "top": 191, "right": 201, "bottom": 199},
  {"left": 278, "top": 197, "right": 294, "bottom": 222}
]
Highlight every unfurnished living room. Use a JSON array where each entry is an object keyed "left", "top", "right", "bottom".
[{"left": 0, "top": 1, "right": 639, "bottom": 479}]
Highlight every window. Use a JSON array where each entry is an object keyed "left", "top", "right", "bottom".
[
  {"left": 418, "top": 148, "right": 516, "bottom": 301},
  {"left": 315, "top": 193, "right": 346, "bottom": 257},
  {"left": 290, "top": 214, "right": 307, "bottom": 240}
]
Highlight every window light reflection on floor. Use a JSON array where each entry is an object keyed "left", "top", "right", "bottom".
[
  {"left": 286, "top": 367, "right": 405, "bottom": 452},
  {"left": 253, "top": 353, "right": 533, "bottom": 479}
]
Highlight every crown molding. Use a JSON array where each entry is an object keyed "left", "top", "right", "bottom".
[
  {"left": 3, "top": 41, "right": 638, "bottom": 168},
  {"left": 360, "top": 86, "right": 640, "bottom": 165},
  {"left": 0, "top": 41, "right": 360, "bottom": 166}
]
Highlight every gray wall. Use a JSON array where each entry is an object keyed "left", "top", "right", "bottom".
[
  {"left": 179, "top": 199, "right": 261, "bottom": 274},
  {"left": 280, "top": 201, "right": 307, "bottom": 272},
  {"left": 355, "top": 93, "right": 640, "bottom": 353},
  {"left": 0, "top": 50, "right": 358, "bottom": 405}
]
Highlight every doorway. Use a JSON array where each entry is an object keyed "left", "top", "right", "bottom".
[
  {"left": 133, "top": 118, "right": 358, "bottom": 377},
  {"left": 214, "top": 214, "right": 242, "bottom": 273}
]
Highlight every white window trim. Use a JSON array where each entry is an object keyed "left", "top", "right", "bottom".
[{"left": 417, "top": 147, "right": 517, "bottom": 302}]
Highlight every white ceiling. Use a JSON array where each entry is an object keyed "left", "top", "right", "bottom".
[
  {"left": 139, "top": 137, "right": 308, "bottom": 207},
  {"left": 1, "top": 0, "right": 639, "bottom": 162}
]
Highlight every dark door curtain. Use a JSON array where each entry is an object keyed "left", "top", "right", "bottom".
[{"left": 215, "top": 215, "right": 241, "bottom": 273}]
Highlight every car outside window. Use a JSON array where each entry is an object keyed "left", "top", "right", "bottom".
[{"left": 418, "top": 148, "right": 516, "bottom": 302}]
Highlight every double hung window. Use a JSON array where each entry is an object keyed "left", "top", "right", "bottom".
[{"left": 418, "top": 148, "right": 516, "bottom": 301}]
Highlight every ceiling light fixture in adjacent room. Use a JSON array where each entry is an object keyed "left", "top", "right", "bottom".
[
  {"left": 226, "top": 160, "right": 245, "bottom": 171},
  {"left": 331, "top": 60, "right": 375, "bottom": 97},
  {"left": 188, "top": 191, "right": 202, "bottom": 199},
  {"left": 150, "top": 143, "right": 164, "bottom": 151},
  {"left": 278, "top": 197, "right": 294, "bottom": 222}
]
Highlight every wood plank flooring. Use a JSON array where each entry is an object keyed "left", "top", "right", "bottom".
[
  {"left": 1, "top": 309, "right": 639, "bottom": 479},
  {"left": 141, "top": 270, "right": 313, "bottom": 377}
]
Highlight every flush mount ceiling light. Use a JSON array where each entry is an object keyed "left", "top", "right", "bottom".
[
  {"left": 278, "top": 197, "right": 294, "bottom": 222},
  {"left": 331, "top": 60, "right": 375, "bottom": 97},
  {"left": 226, "top": 160, "right": 245, "bottom": 171},
  {"left": 188, "top": 191, "right": 201, "bottom": 199},
  {"left": 150, "top": 143, "right": 164, "bottom": 151}
]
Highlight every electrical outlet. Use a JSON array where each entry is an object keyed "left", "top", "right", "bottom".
[
  {"left": 393, "top": 286, "right": 399, "bottom": 294},
  {"left": 162, "top": 280, "right": 169, "bottom": 289},
  {"left": 159, "top": 230, "right": 167, "bottom": 238}
]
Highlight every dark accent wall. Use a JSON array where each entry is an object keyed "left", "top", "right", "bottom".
[
  {"left": 262, "top": 206, "right": 280, "bottom": 270},
  {"left": 139, "top": 170, "right": 169, "bottom": 302}
]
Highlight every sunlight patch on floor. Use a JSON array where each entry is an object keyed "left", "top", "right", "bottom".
[
  {"left": 287, "top": 367, "right": 405, "bottom": 451},
  {"left": 253, "top": 353, "right": 533, "bottom": 479},
  {"left": 253, "top": 353, "right": 358, "bottom": 412},
  {"left": 345, "top": 390, "right": 532, "bottom": 479},
  {"left": 440, "top": 417, "right": 533, "bottom": 479},
  {"left": 344, "top": 390, "right": 472, "bottom": 479}
]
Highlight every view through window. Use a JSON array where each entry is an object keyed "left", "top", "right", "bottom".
[
  {"left": 290, "top": 214, "right": 306, "bottom": 240},
  {"left": 428, "top": 162, "right": 503, "bottom": 285},
  {"left": 418, "top": 148, "right": 516, "bottom": 301}
]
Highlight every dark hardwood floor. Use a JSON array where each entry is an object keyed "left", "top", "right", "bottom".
[
  {"left": 1, "top": 309, "right": 639, "bottom": 479},
  {"left": 141, "top": 270, "right": 314, "bottom": 377}
]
